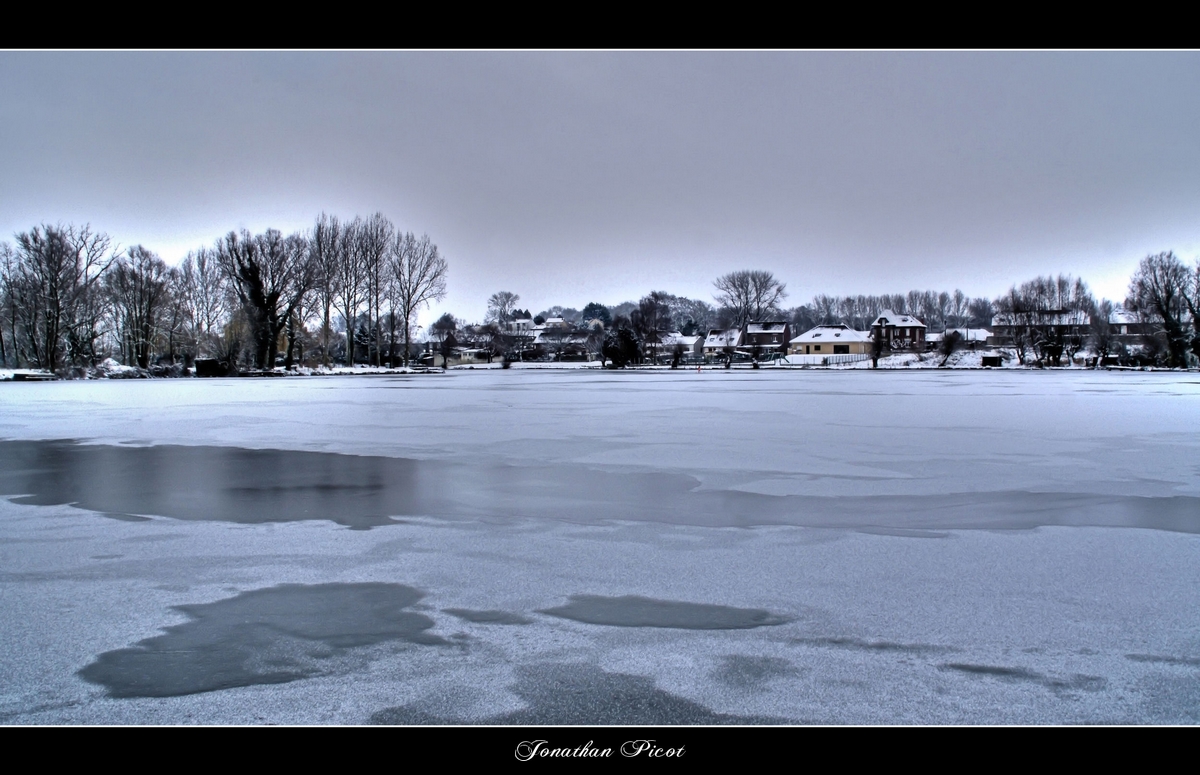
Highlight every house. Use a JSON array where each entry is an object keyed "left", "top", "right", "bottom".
[
  {"left": 926, "top": 328, "right": 993, "bottom": 350},
  {"left": 1108, "top": 309, "right": 1155, "bottom": 343},
  {"left": 703, "top": 328, "right": 743, "bottom": 358},
  {"left": 743, "top": 322, "right": 792, "bottom": 355},
  {"left": 789, "top": 324, "right": 872, "bottom": 355},
  {"left": 647, "top": 332, "right": 703, "bottom": 362},
  {"left": 504, "top": 318, "right": 536, "bottom": 335},
  {"left": 987, "top": 309, "right": 1090, "bottom": 348},
  {"left": 532, "top": 328, "right": 593, "bottom": 360},
  {"left": 870, "top": 310, "right": 926, "bottom": 351}
]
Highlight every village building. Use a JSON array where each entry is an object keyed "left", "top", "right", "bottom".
[
  {"left": 986, "top": 308, "right": 1090, "bottom": 347},
  {"left": 789, "top": 324, "right": 872, "bottom": 355},
  {"left": 870, "top": 310, "right": 927, "bottom": 351},
  {"left": 532, "top": 328, "right": 593, "bottom": 360},
  {"left": 503, "top": 318, "right": 536, "bottom": 335},
  {"left": 703, "top": 328, "right": 743, "bottom": 358},
  {"left": 926, "top": 328, "right": 993, "bottom": 350},
  {"left": 646, "top": 332, "right": 703, "bottom": 362},
  {"left": 742, "top": 322, "right": 792, "bottom": 355},
  {"left": 1108, "top": 309, "right": 1155, "bottom": 343}
]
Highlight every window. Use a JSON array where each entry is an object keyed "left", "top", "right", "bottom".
[
  {"left": 834, "top": 345, "right": 849, "bottom": 354},
  {"left": 814, "top": 345, "right": 821, "bottom": 351}
]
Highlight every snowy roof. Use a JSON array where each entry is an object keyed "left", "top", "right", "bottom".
[
  {"left": 872, "top": 310, "right": 926, "bottom": 329},
  {"left": 746, "top": 322, "right": 788, "bottom": 334},
  {"left": 704, "top": 329, "right": 742, "bottom": 347},
  {"left": 1109, "top": 310, "right": 1139, "bottom": 325},
  {"left": 659, "top": 332, "right": 701, "bottom": 347},
  {"left": 790, "top": 325, "right": 871, "bottom": 344}
]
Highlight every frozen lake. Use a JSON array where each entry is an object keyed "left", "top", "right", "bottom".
[{"left": 1, "top": 369, "right": 1198, "bottom": 724}]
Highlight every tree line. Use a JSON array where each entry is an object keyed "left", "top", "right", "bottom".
[
  {"left": 3, "top": 220, "right": 1198, "bottom": 373},
  {"left": 473, "top": 255, "right": 1200, "bottom": 369},
  {"left": 0, "top": 214, "right": 447, "bottom": 374}
]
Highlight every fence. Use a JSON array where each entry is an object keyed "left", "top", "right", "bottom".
[{"left": 779, "top": 353, "right": 871, "bottom": 367}]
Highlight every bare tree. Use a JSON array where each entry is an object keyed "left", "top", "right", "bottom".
[
  {"left": 310, "top": 213, "right": 342, "bottom": 367},
  {"left": 0, "top": 243, "right": 14, "bottom": 366},
  {"left": 429, "top": 312, "right": 458, "bottom": 368},
  {"left": 162, "top": 265, "right": 192, "bottom": 367},
  {"left": 967, "top": 296, "right": 994, "bottom": 329},
  {"left": 950, "top": 289, "right": 968, "bottom": 329},
  {"left": 994, "top": 275, "right": 1093, "bottom": 366},
  {"left": 215, "top": 228, "right": 314, "bottom": 370},
  {"left": 810, "top": 294, "right": 838, "bottom": 326},
  {"left": 486, "top": 291, "right": 520, "bottom": 324},
  {"left": 905, "top": 290, "right": 924, "bottom": 319},
  {"left": 178, "top": 247, "right": 228, "bottom": 359},
  {"left": 586, "top": 322, "right": 606, "bottom": 365},
  {"left": 631, "top": 291, "right": 671, "bottom": 363},
  {"left": 11, "top": 224, "right": 116, "bottom": 372},
  {"left": 358, "top": 213, "right": 394, "bottom": 366},
  {"left": 332, "top": 217, "right": 367, "bottom": 367},
  {"left": 1126, "top": 252, "right": 1190, "bottom": 368},
  {"left": 1179, "top": 257, "right": 1200, "bottom": 361},
  {"left": 667, "top": 296, "right": 713, "bottom": 335},
  {"left": 104, "top": 245, "right": 171, "bottom": 369},
  {"left": 389, "top": 232, "right": 448, "bottom": 367},
  {"left": 713, "top": 270, "right": 788, "bottom": 329},
  {"left": 1088, "top": 299, "right": 1116, "bottom": 367},
  {"left": 994, "top": 288, "right": 1031, "bottom": 365}
]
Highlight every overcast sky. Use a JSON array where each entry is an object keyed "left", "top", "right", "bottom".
[{"left": 3, "top": 51, "right": 1199, "bottom": 327}]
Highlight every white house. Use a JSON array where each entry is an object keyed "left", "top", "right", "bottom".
[
  {"left": 789, "top": 324, "right": 872, "bottom": 355},
  {"left": 650, "top": 332, "right": 703, "bottom": 360},
  {"left": 703, "top": 328, "right": 743, "bottom": 357}
]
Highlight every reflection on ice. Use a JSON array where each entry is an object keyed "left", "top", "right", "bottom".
[{"left": 2, "top": 438, "right": 1198, "bottom": 533}]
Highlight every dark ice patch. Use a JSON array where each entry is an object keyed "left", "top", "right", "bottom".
[
  {"left": 539, "top": 594, "right": 789, "bottom": 630},
  {"left": 443, "top": 608, "right": 533, "bottom": 625},
  {"left": 855, "top": 527, "right": 951, "bottom": 539},
  {"left": 942, "top": 663, "right": 1045, "bottom": 681},
  {"left": 5, "top": 438, "right": 1199, "bottom": 533},
  {"left": 940, "top": 663, "right": 1107, "bottom": 694},
  {"left": 369, "top": 663, "right": 790, "bottom": 725},
  {"left": 78, "top": 582, "right": 442, "bottom": 698},
  {"left": 795, "top": 636, "right": 956, "bottom": 655},
  {"left": 1126, "top": 653, "right": 1200, "bottom": 668},
  {"left": 713, "top": 655, "right": 800, "bottom": 689},
  {"left": 0, "top": 439, "right": 422, "bottom": 529}
]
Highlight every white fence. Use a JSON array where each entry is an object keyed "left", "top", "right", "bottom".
[{"left": 779, "top": 353, "right": 871, "bottom": 367}]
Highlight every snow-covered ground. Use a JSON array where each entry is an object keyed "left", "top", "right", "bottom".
[{"left": 1, "top": 370, "right": 1198, "bottom": 724}]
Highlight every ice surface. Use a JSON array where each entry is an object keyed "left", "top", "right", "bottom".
[{"left": 1, "top": 370, "right": 1198, "bottom": 724}]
